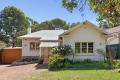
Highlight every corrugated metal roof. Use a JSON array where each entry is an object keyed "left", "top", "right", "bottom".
[
  {"left": 39, "top": 42, "right": 58, "bottom": 47},
  {"left": 106, "top": 26, "right": 120, "bottom": 34},
  {"left": 19, "top": 30, "right": 66, "bottom": 40}
]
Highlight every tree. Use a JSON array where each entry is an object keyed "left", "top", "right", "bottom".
[
  {"left": 50, "top": 18, "right": 69, "bottom": 30},
  {"left": 0, "top": 6, "right": 30, "bottom": 47},
  {"left": 30, "top": 18, "right": 69, "bottom": 32},
  {"left": 62, "top": 0, "right": 120, "bottom": 27},
  {"left": 27, "top": 17, "right": 40, "bottom": 32}
]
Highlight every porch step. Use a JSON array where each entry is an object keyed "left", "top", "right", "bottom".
[{"left": 43, "top": 58, "right": 48, "bottom": 64}]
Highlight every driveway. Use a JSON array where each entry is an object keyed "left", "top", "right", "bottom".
[{"left": 0, "top": 63, "right": 47, "bottom": 80}]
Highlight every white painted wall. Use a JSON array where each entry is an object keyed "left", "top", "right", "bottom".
[
  {"left": 62, "top": 24, "right": 107, "bottom": 61},
  {"left": 22, "top": 38, "right": 40, "bottom": 57}
]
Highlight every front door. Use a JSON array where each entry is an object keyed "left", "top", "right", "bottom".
[{"left": 43, "top": 47, "right": 52, "bottom": 64}]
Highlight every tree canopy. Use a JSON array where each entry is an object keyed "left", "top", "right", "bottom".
[
  {"left": 30, "top": 18, "right": 69, "bottom": 32},
  {"left": 62, "top": 0, "right": 120, "bottom": 27},
  {"left": 0, "top": 6, "right": 30, "bottom": 47}
]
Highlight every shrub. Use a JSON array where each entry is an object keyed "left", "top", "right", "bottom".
[
  {"left": 48, "top": 54, "right": 64, "bottom": 70},
  {"left": 96, "top": 49, "right": 106, "bottom": 61},
  {"left": 52, "top": 45, "right": 73, "bottom": 56},
  {"left": 83, "top": 59, "right": 93, "bottom": 63},
  {"left": 0, "top": 48, "right": 3, "bottom": 54},
  {"left": 113, "top": 60, "right": 120, "bottom": 69}
]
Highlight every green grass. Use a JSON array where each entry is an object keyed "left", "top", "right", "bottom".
[
  {"left": 24, "top": 69, "right": 120, "bottom": 80},
  {"left": 24, "top": 62, "right": 120, "bottom": 80}
]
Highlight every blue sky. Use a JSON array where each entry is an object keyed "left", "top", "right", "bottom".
[{"left": 0, "top": 0, "right": 99, "bottom": 25}]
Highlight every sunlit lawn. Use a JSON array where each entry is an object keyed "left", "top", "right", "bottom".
[{"left": 24, "top": 69, "right": 120, "bottom": 80}]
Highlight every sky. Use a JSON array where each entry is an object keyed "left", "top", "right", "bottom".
[{"left": 0, "top": 0, "right": 99, "bottom": 25}]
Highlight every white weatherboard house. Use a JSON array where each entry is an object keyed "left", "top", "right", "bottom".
[{"left": 19, "top": 21, "right": 108, "bottom": 62}]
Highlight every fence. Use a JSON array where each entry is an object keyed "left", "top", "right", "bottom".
[
  {"left": 106, "top": 44, "right": 120, "bottom": 59},
  {"left": 0, "top": 47, "right": 22, "bottom": 64}
]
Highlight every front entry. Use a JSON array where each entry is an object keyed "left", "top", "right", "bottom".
[{"left": 40, "top": 47, "right": 52, "bottom": 64}]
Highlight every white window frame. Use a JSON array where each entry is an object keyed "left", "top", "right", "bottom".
[
  {"left": 75, "top": 42, "right": 94, "bottom": 54},
  {"left": 30, "top": 42, "right": 40, "bottom": 50}
]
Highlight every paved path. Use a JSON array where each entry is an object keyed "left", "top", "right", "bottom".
[{"left": 0, "top": 64, "right": 47, "bottom": 80}]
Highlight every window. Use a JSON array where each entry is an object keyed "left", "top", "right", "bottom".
[
  {"left": 75, "top": 42, "right": 94, "bottom": 53},
  {"left": 88, "top": 43, "right": 93, "bottom": 53},
  {"left": 75, "top": 43, "right": 81, "bottom": 53},
  {"left": 30, "top": 42, "right": 40, "bottom": 50}
]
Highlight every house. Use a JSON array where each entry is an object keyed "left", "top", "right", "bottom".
[
  {"left": 19, "top": 30, "right": 66, "bottom": 63},
  {"left": 106, "top": 26, "right": 120, "bottom": 45},
  {"left": 19, "top": 21, "right": 108, "bottom": 62}
]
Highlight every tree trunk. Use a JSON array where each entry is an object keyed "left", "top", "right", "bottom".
[
  {"left": 12, "top": 37, "right": 16, "bottom": 48},
  {"left": 72, "top": 52, "right": 75, "bottom": 63},
  {"left": 108, "top": 47, "right": 114, "bottom": 69}
]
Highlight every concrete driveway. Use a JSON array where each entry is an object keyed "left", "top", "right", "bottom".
[{"left": 0, "top": 63, "right": 47, "bottom": 80}]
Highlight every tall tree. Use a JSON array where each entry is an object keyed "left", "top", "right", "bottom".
[
  {"left": 62, "top": 0, "right": 120, "bottom": 27},
  {"left": 30, "top": 18, "right": 69, "bottom": 32},
  {"left": 27, "top": 17, "right": 40, "bottom": 32},
  {"left": 50, "top": 18, "right": 69, "bottom": 30},
  {"left": 0, "top": 6, "right": 30, "bottom": 47}
]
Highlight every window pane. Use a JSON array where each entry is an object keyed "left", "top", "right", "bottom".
[
  {"left": 88, "top": 43, "right": 93, "bottom": 47},
  {"left": 82, "top": 48, "right": 87, "bottom": 53},
  {"left": 36, "top": 42, "right": 40, "bottom": 50},
  {"left": 75, "top": 48, "right": 80, "bottom": 53},
  {"left": 30, "top": 42, "right": 35, "bottom": 50},
  {"left": 88, "top": 48, "right": 93, "bottom": 53},
  {"left": 82, "top": 43, "right": 87, "bottom": 47},
  {"left": 75, "top": 43, "right": 80, "bottom": 47},
  {"left": 82, "top": 43, "right": 87, "bottom": 53}
]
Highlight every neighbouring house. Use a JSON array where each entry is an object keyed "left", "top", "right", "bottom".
[
  {"left": 19, "top": 21, "right": 108, "bottom": 62},
  {"left": 106, "top": 26, "right": 120, "bottom": 45}
]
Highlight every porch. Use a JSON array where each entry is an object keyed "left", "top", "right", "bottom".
[{"left": 39, "top": 41, "right": 58, "bottom": 64}]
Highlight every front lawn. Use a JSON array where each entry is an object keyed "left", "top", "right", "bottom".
[
  {"left": 24, "top": 61, "right": 120, "bottom": 80},
  {"left": 24, "top": 69, "right": 120, "bottom": 80}
]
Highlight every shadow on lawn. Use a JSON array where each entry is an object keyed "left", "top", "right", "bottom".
[
  {"left": 6, "top": 63, "right": 48, "bottom": 70},
  {"left": 49, "top": 67, "right": 108, "bottom": 72},
  {"left": 49, "top": 62, "right": 108, "bottom": 71}
]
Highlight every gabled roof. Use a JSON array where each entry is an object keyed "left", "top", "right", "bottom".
[
  {"left": 60, "top": 21, "right": 108, "bottom": 36},
  {"left": 106, "top": 26, "right": 120, "bottom": 34},
  {"left": 19, "top": 30, "right": 66, "bottom": 40}
]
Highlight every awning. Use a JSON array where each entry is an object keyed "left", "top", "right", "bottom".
[{"left": 39, "top": 42, "right": 58, "bottom": 47}]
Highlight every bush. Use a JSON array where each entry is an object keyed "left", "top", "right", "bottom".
[
  {"left": 83, "top": 59, "right": 93, "bottom": 63},
  {"left": 48, "top": 54, "right": 64, "bottom": 70},
  {"left": 113, "top": 60, "right": 120, "bottom": 69},
  {"left": 52, "top": 45, "right": 73, "bottom": 56},
  {"left": 0, "top": 48, "right": 3, "bottom": 54}
]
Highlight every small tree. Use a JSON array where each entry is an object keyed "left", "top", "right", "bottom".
[
  {"left": 52, "top": 45, "right": 73, "bottom": 57},
  {"left": 52, "top": 45, "right": 76, "bottom": 62},
  {"left": 96, "top": 49, "right": 106, "bottom": 62}
]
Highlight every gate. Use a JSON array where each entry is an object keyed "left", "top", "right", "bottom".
[{"left": 106, "top": 44, "right": 120, "bottom": 59}]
